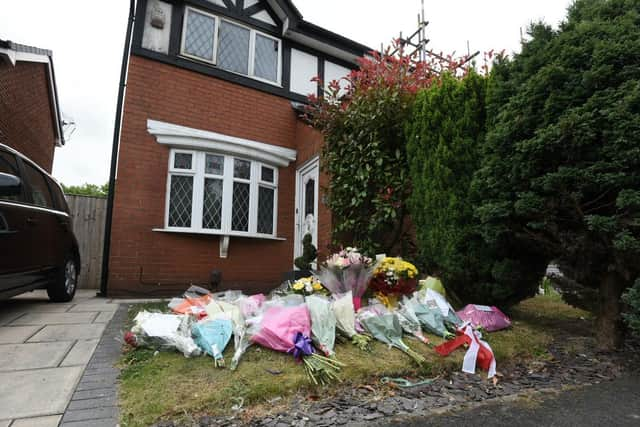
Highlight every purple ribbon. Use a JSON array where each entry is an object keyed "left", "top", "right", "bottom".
[{"left": 288, "top": 332, "right": 314, "bottom": 360}]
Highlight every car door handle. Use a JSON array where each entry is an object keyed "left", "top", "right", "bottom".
[{"left": 26, "top": 217, "right": 38, "bottom": 226}]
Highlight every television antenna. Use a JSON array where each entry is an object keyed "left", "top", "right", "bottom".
[{"left": 390, "top": 0, "right": 479, "bottom": 70}]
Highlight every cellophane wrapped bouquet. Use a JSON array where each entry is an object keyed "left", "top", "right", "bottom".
[
  {"left": 251, "top": 304, "right": 344, "bottom": 385},
  {"left": 369, "top": 257, "right": 419, "bottom": 302},
  {"left": 317, "top": 247, "right": 375, "bottom": 310},
  {"left": 357, "top": 310, "right": 426, "bottom": 366},
  {"left": 306, "top": 295, "right": 337, "bottom": 357},
  {"left": 331, "top": 291, "right": 372, "bottom": 351}
]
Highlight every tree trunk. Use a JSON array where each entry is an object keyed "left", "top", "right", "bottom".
[{"left": 595, "top": 271, "right": 625, "bottom": 351}]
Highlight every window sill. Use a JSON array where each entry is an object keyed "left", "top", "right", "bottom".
[{"left": 152, "top": 228, "right": 286, "bottom": 241}]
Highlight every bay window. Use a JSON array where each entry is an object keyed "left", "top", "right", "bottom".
[
  {"left": 180, "top": 6, "right": 282, "bottom": 85},
  {"left": 165, "top": 149, "right": 278, "bottom": 237}
]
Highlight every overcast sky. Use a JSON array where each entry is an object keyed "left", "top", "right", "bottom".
[{"left": 0, "top": 0, "right": 572, "bottom": 185}]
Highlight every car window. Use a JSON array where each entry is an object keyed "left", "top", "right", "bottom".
[
  {"left": 0, "top": 149, "right": 22, "bottom": 202},
  {"left": 23, "top": 162, "right": 54, "bottom": 209},
  {"left": 47, "top": 177, "right": 68, "bottom": 212}
]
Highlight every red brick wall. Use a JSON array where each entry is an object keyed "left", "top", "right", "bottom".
[
  {"left": 0, "top": 60, "right": 57, "bottom": 172},
  {"left": 108, "top": 55, "right": 329, "bottom": 296}
]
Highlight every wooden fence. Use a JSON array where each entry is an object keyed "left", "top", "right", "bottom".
[{"left": 66, "top": 194, "right": 107, "bottom": 289}]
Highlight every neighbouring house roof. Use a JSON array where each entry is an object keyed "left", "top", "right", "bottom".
[
  {"left": 266, "top": 0, "right": 373, "bottom": 63},
  {"left": 0, "top": 38, "right": 65, "bottom": 147}
]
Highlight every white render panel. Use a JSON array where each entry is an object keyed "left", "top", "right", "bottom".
[
  {"left": 244, "top": 0, "right": 260, "bottom": 8},
  {"left": 141, "top": 0, "right": 173, "bottom": 54},
  {"left": 207, "top": 0, "right": 227, "bottom": 6},
  {"left": 290, "top": 48, "right": 318, "bottom": 96},
  {"left": 324, "top": 61, "right": 351, "bottom": 97},
  {"left": 251, "top": 10, "right": 276, "bottom": 26}
]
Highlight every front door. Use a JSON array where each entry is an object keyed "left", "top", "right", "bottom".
[{"left": 294, "top": 157, "right": 319, "bottom": 268}]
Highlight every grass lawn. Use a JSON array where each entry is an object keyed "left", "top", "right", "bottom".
[{"left": 118, "top": 294, "right": 590, "bottom": 427}]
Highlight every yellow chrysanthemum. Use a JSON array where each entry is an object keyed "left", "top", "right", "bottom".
[
  {"left": 312, "top": 282, "right": 323, "bottom": 291},
  {"left": 292, "top": 282, "right": 305, "bottom": 290}
]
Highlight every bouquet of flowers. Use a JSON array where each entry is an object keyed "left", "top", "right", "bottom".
[
  {"left": 331, "top": 292, "right": 372, "bottom": 351},
  {"left": 369, "top": 257, "right": 419, "bottom": 298},
  {"left": 397, "top": 297, "right": 430, "bottom": 345},
  {"left": 251, "top": 304, "right": 344, "bottom": 385},
  {"left": 417, "top": 288, "right": 463, "bottom": 329},
  {"left": 358, "top": 312, "right": 426, "bottom": 366},
  {"left": 290, "top": 276, "right": 328, "bottom": 296},
  {"left": 306, "top": 295, "right": 337, "bottom": 357},
  {"left": 129, "top": 311, "right": 201, "bottom": 357},
  {"left": 192, "top": 319, "right": 233, "bottom": 367},
  {"left": 412, "top": 299, "right": 453, "bottom": 338},
  {"left": 317, "top": 247, "right": 375, "bottom": 310}
]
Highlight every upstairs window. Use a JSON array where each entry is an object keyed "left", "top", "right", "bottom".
[{"left": 180, "top": 6, "right": 281, "bottom": 85}]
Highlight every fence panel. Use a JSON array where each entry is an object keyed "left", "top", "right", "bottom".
[{"left": 65, "top": 194, "right": 106, "bottom": 289}]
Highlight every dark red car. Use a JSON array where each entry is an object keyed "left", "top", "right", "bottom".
[{"left": 0, "top": 143, "right": 80, "bottom": 301}]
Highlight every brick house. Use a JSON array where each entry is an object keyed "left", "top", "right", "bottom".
[
  {"left": 104, "top": 0, "right": 370, "bottom": 296},
  {"left": 0, "top": 39, "right": 65, "bottom": 172}
]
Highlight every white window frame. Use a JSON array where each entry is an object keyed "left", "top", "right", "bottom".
[
  {"left": 164, "top": 148, "right": 279, "bottom": 238},
  {"left": 180, "top": 7, "right": 219, "bottom": 65},
  {"left": 179, "top": 6, "right": 282, "bottom": 86},
  {"left": 250, "top": 31, "right": 282, "bottom": 85}
]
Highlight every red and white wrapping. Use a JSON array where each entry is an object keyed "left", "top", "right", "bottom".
[
  {"left": 461, "top": 324, "right": 496, "bottom": 378},
  {"left": 435, "top": 323, "right": 496, "bottom": 379}
]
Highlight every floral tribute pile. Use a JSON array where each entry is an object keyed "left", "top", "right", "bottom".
[{"left": 124, "top": 248, "right": 508, "bottom": 384}]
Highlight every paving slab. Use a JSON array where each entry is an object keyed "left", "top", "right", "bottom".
[
  {"left": 66, "top": 394, "right": 117, "bottom": 411},
  {"left": 10, "top": 311, "right": 98, "bottom": 325},
  {"left": 28, "top": 323, "right": 106, "bottom": 342},
  {"left": 68, "top": 303, "right": 118, "bottom": 312},
  {"left": 0, "top": 311, "right": 27, "bottom": 326},
  {"left": 61, "top": 339, "right": 100, "bottom": 367},
  {"left": 93, "top": 311, "right": 116, "bottom": 323},
  {"left": 0, "top": 325, "right": 42, "bottom": 344},
  {"left": 62, "top": 406, "right": 118, "bottom": 423},
  {"left": 0, "top": 421, "right": 10, "bottom": 427},
  {"left": 0, "top": 366, "right": 83, "bottom": 419},
  {"left": 10, "top": 415, "right": 62, "bottom": 427},
  {"left": 0, "top": 341, "right": 73, "bottom": 371}
]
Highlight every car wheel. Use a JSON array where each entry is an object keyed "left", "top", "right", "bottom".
[{"left": 47, "top": 255, "right": 78, "bottom": 302}]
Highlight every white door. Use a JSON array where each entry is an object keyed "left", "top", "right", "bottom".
[{"left": 294, "top": 157, "right": 319, "bottom": 267}]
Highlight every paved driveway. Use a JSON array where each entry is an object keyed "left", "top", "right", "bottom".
[{"left": 0, "top": 289, "right": 118, "bottom": 427}]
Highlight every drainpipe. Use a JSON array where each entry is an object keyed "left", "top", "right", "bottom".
[{"left": 99, "top": 0, "right": 136, "bottom": 297}]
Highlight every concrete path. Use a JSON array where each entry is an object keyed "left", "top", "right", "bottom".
[{"left": 0, "top": 290, "right": 119, "bottom": 427}]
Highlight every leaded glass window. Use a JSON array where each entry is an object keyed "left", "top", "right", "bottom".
[
  {"left": 181, "top": 7, "right": 281, "bottom": 85},
  {"left": 166, "top": 149, "right": 278, "bottom": 237},
  {"left": 257, "top": 186, "right": 274, "bottom": 234},
  {"left": 217, "top": 20, "right": 250, "bottom": 75},
  {"left": 183, "top": 9, "right": 216, "bottom": 62},
  {"left": 202, "top": 178, "right": 223, "bottom": 229},
  {"left": 254, "top": 34, "right": 279, "bottom": 82},
  {"left": 232, "top": 182, "right": 250, "bottom": 231},
  {"left": 168, "top": 175, "right": 193, "bottom": 227}
]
